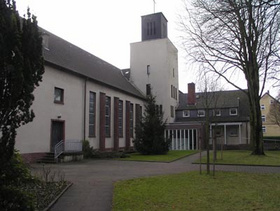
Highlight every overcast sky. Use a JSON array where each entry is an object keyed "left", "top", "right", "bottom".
[{"left": 16, "top": 0, "right": 276, "bottom": 96}]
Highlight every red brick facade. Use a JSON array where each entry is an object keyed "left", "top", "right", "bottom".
[
  {"left": 99, "top": 92, "right": 106, "bottom": 151},
  {"left": 188, "top": 83, "right": 196, "bottom": 105}
]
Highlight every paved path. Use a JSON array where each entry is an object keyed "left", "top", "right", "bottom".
[{"left": 34, "top": 153, "right": 280, "bottom": 211}]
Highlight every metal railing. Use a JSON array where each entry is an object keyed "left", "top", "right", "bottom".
[
  {"left": 54, "top": 139, "right": 83, "bottom": 159},
  {"left": 65, "top": 139, "right": 82, "bottom": 152},
  {"left": 54, "top": 140, "right": 64, "bottom": 159}
]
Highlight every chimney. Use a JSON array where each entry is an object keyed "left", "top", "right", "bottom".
[{"left": 188, "top": 83, "right": 196, "bottom": 105}]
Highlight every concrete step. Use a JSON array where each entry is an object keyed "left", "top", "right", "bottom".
[{"left": 37, "top": 153, "right": 57, "bottom": 164}]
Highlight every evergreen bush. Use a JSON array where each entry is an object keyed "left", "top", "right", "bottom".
[{"left": 134, "top": 95, "right": 171, "bottom": 155}]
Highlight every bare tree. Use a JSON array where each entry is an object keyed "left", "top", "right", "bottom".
[
  {"left": 180, "top": 0, "right": 280, "bottom": 155},
  {"left": 197, "top": 73, "right": 222, "bottom": 175},
  {"left": 267, "top": 91, "right": 280, "bottom": 127}
]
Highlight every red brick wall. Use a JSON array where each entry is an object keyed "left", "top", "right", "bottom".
[
  {"left": 114, "top": 97, "right": 119, "bottom": 151},
  {"left": 188, "top": 83, "right": 196, "bottom": 105},
  {"left": 21, "top": 153, "right": 47, "bottom": 164},
  {"left": 125, "top": 101, "right": 131, "bottom": 150},
  {"left": 99, "top": 93, "right": 106, "bottom": 151}
]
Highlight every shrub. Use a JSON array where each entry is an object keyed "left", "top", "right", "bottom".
[
  {"left": 0, "top": 151, "right": 36, "bottom": 210},
  {"left": 134, "top": 95, "right": 171, "bottom": 155}
]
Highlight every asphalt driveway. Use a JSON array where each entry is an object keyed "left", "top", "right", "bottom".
[{"left": 33, "top": 152, "right": 280, "bottom": 211}]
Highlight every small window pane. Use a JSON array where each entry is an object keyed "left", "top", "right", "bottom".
[{"left": 54, "top": 87, "right": 64, "bottom": 103}]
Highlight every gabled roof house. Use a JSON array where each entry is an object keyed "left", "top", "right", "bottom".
[{"left": 167, "top": 83, "right": 251, "bottom": 150}]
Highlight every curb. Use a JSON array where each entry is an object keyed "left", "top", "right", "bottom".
[
  {"left": 44, "top": 182, "right": 73, "bottom": 211},
  {"left": 192, "top": 162, "right": 280, "bottom": 167}
]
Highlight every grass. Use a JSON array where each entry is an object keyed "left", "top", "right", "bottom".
[
  {"left": 196, "top": 150, "right": 280, "bottom": 166},
  {"left": 119, "top": 150, "right": 198, "bottom": 162},
  {"left": 113, "top": 171, "right": 280, "bottom": 211}
]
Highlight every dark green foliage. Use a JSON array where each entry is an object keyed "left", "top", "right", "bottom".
[
  {"left": 82, "top": 140, "right": 95, "bottom": 158},
  {"left": 0, "top": 0, "right": 44, "bottom": 164},
  {"left": 134, "top": 95, "right": 171, "bottom": 155},
  {"left": 0, "top": 1, "right": 44, "bottom": 210},
  {"left": 0, "top": 151, "right": 36, "bottom": 210}
]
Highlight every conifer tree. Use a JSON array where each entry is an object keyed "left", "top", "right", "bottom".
[
  {"left": 134, "top": 94, "right": 171, "bottom": 155},
  {"left": 0, "top": 0, "right": 44, "bottom": 165}
]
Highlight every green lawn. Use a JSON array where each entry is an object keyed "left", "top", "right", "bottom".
[
  {"left": 119, "top": 150, "right": 198, "bottom": 162},
  {"left": 113, "top": 171, "right": 280, "bottom": 211},
  {"left": 196, "top": 150, "right": 280, "bottom": 166}
]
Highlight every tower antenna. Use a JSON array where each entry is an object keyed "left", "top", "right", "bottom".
[{"left": 153, "top": 0, "right": 156, "bottom": 13}]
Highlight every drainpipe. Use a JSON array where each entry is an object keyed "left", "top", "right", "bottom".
[{"left": 83, "top": 77, "right": 88, "bottom": 141}]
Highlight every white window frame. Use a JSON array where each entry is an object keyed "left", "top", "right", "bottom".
[
  {"left": 197, "top": 110, "right": 205, "bottom": 117},
  {"left": 183, "top": 110, "right": 190, "bottom": 117},
  {"left": 213, "top": 109, "right": 221, "bottom": 116},
  {"left": 262, "top": 126, "right": 266, "bottom": 133},
  {"left": 261, "top": 104, "right": 265, "bottom": 110},
  {"left": 262, "top": 115, "right": 266, "bottom": 122},
  {"left": 229, "top": 108, "right": 238, "bottom": 116}
]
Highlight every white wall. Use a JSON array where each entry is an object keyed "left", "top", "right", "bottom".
[
  {"left": 15, "top": 65, "right": 145, "bottom": 154},
  {"left": 16, "top": 66, "right": 84, "bottom": 153},
  {"left": 130, "top": 38, "right": 179, "bottom": 123}
]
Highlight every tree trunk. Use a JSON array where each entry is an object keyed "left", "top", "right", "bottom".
[{"left": 247, "top": 74, "right": 265, "bottom": 155}]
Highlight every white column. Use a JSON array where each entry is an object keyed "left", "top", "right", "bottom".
[
  {"left": 175, "top": 130, "right": 177, "bottom": 150},
  {"left": 239, "top": 124, "right": 242, "bottom": 144},
  {"left": 184, "top": 130, "right": 187, "bottom": 150},
  {"left": 224, "top": 125, "right": 227, "bottom": 144},
  {"left": 196, "top": 129, "right": 198, "bottom": 150},
  {"left": 171, "top": 130, "right": 174, "bottom": 150},
  {"left": 179, "top": 130, "right": 182, "bottom": 150},
  {"left": 192, "top": 129, "right": 194, "bottom": 150},
  {"left": 188, "top": 130, "right": 190, "bottom": 150}
]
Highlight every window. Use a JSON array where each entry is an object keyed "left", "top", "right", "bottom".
[
  {"left": 89, "top": 92, "right": 96, "bottom": 137},
  {"left": 270, "top": 99, "right": 274, "bottom": 104},
  {"left": 105, "top": 96, "right": 111, "bottom": 137},
  {"left": 147, "top": 21, "right": 156, "bottom": 36},
  {"left": 229, "top": 108, "right": 238, "bottom": 116},
  {"left": 54, "top": 87, "right": 64, "bottom": 103},
  {"left": 261, "top": 104, "right": 265, "bottom": 110},
  {"left": 171, "top": 85, "right": 177, "bottom": 100},
  {"left": 170, "top": 106, "right": 174, "bottom": 118},
  {"left": 262, "top": 126, "right": 266, "bottom": 133},
  {"left": 213, "top": 109, "right": 221, "bottom": 116},
  {"left": 130, "top": 103, "right": 134, "bottom": 138},
  {"left": 147, "top": 65, "right": 150, "bottom": 76},
  {"left": 172, "top": 68, "right": 175, "bottom": 78},
  {"left": 146, "top": 84, "right": 151, "bottom": 96},
  {"left": 262, "top": 115, "right": 266, "bottom": 122},
  {"left": 183, "top": 110, "right": 190, "bottom": 117},
  {"left": 118, "top": 100, "right": 123, "bottom": 137},
  {"left": 229, "top": 127, "right": 238, "bottom": 137},
  {"left": 197, "top": 110, "right": 205, "bottom": 117}
]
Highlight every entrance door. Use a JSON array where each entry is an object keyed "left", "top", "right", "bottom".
[{"left": 51, "top": 120, "right": 64, "bottom": 152}]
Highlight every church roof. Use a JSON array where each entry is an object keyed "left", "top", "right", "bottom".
[{"left": 41, "top": 28, "right": 145, "bottom": 99}]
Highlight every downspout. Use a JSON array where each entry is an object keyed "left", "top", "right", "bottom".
[{"left": 83, "top": 77, "right": 88, "bottom": 141}]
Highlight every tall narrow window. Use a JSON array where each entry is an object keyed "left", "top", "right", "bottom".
[
  {"left": 146, "top": 84, "right": 151, "bottom": 96},
  {"left": 262, "top": 115, "right": 266, "bottom": 122},
  {"left": 89, "top": 92, "right": 96, "bottom": 137},
  {"left": 147, "top": 65, "right": 150, "bottom": 76},
  {"left": 170, "top": 106, "right": 174, "bottom": 118},
  {"left": 130, "top": 103, "right": 134, "bottom": 138},
  {"left": 105, "top": 96, "right": 111, "bottom": 137},
  {"left": 118, "top": 100, "right": 123, "bottom": 137},
  {"left": 54, "top": 87, "right": 64, "bottom": 104}
]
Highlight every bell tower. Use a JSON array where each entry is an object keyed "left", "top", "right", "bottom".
[
  {"left": 141, "top": 12, "right": 168, "bottom": 41},
  {"left": 130, "top": 12, "right": 178, "bottom": 123}
]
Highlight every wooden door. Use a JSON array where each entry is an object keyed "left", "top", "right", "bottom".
[{"left": 51, "top": 121, "right": 64, "bottom": 152}]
